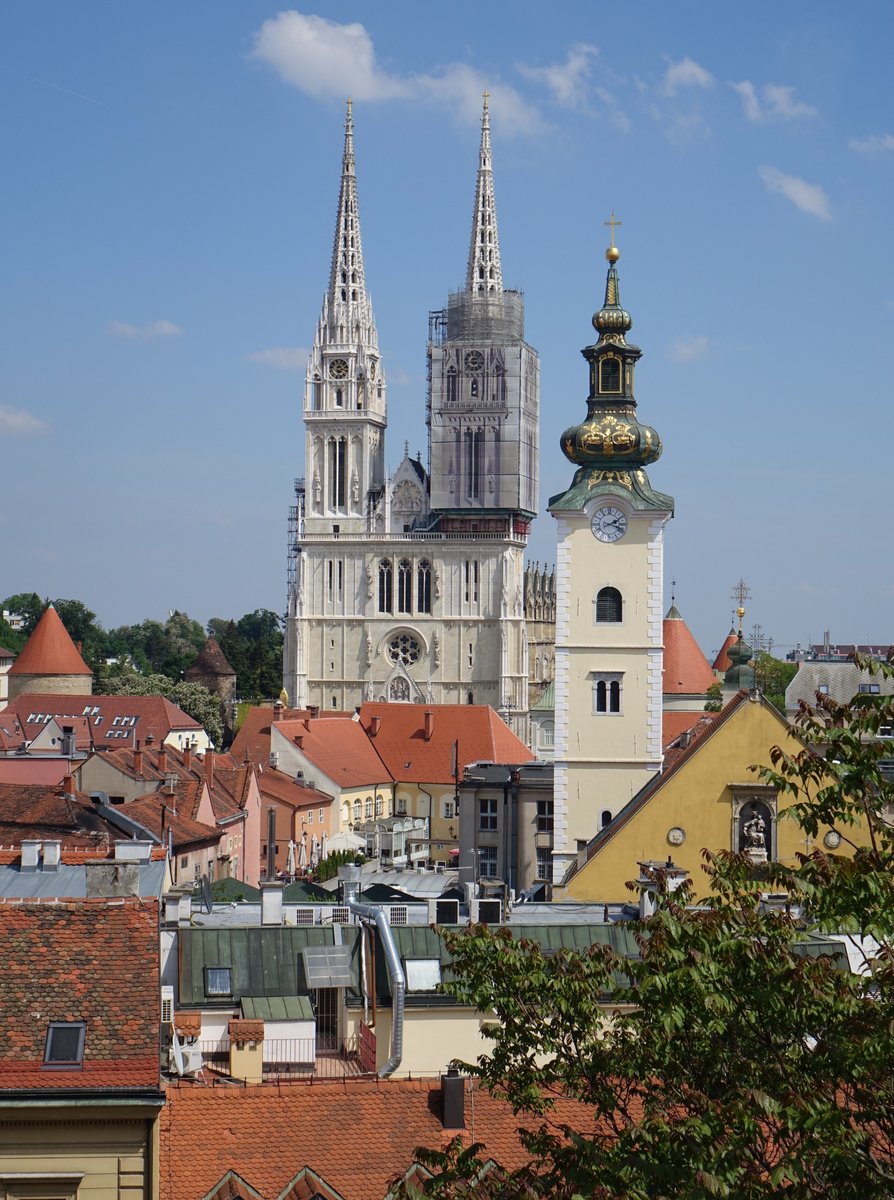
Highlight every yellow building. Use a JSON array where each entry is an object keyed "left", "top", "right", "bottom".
[{"left": 562, "top": 690, "right": 850, "bottom": 902}]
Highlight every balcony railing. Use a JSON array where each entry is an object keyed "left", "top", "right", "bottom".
[{"left": 197, "top": 1034, "right": 367, "bottom": 1080}]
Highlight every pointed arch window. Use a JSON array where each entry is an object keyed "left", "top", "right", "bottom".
[
  {"left": 599, "top": 356, "right": 622, "bottom": 394},
  {"left": 596, "top": 586, "right": 623, "bottom": 623},
  {"left": 397, "top": 559, "right": 412, "bottom": 614},
  {"left": 417, "top": 560, "right": 432, "bottom": 614},
  {"left": 378, "top": 559, "right": 393, "bottom": 613},
  {"left": 329, "top": 438, "right": 346, "bottom": 510}
]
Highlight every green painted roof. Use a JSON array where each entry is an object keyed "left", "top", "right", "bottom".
[
  {"left": 178, "top": 925, "right": 362, "bottom": 1005},
  {"left": 531, "top": 680, "right": 555, "bottom": 712},
  {"left": 241, "top": 995, "right": 314, "bottom": 1022}
]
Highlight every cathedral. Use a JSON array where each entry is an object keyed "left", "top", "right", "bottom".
[{"left": 283, "top": 99, "right": 540, "bottom": 721}]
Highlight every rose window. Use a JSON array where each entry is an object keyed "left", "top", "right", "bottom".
[{"left": 388, "top": 634, "right": 421, "bottom": 666}]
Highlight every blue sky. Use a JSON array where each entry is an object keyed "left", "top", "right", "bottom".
[{"left": 3, "top": 2, "right": 893, "bottom": 661}]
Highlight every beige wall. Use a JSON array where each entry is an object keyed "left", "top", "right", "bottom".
[
  {"left": 0, "top": 1109, "right": 157, "bottom": 1200},
  {"left": 345, "top": 1006, "right": 495, "bottom": 1078}
]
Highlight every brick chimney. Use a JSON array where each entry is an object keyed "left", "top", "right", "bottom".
[
  {"left": 273, "top": 698, "right": 283, "bottom": 721},
  {"left": 205, "top": 749, "right": 214, "bottom": 791},
  {"left": 133, "top": 744, "right": 143, "bottom": 775},
  {"left": 62, "top": 772, "right": 74, "bottom": 797},
  {"left": 182, "top": 744, "right": 192, "bottom": 771},
  {"left": 157, "top": 745, "right": 168, "bottom": 773},
  {"left": 423, "top": 710, "right": 434, "bottom": 741},
  {"left": 369, "top": 715, "right": 381, "bottom": 737}
]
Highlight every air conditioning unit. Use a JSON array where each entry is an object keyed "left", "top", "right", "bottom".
[
  {"left": 434, "top": 898, "right": 460, "bottom": 925},
  {"left": 161, "top": 985, "right": 174, "bottom": 1025},
  {"left": 181, "top": 1045, "right": 204, "bottom": 1074},
  {"left": 476, "top": 899, "right": 502, "bottom": 925}
]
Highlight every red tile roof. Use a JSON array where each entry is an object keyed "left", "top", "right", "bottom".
[
  {"left": 276, "top": 717, "right": 391, "bottom": 788},
  {"left": 122, "top": 793, "right": 220, "bottom": 851},
  {"left": 358, "top": 703, "right": 534, "bottom": 784},
  {"left": 8, "top": 606, "right": 92, "bottom": 677},
  {"left": 713, "top": 627, "right": 738, "bottom": 673},
  {"left": 0, "top": 782, "right": 123, "bottom": 848},
  {"left": 231, "top": 706, "right": 346, "bottom": 769},
  {"left": 8, "top": 693, "right": 202, "bottom": 748},
  {"left": 161, "top": 1078, "right": 596, "bottom": 1200},
  {"left": 662, "top": 711, "right": 705, "bottom": 749},
  {"left": 0, "top": 897, "right": 161, "bottom": 1093},
  {"left": 663, "top": 609, "right": 715, "bottom": 695},
  {"left": 255, "top": 768, "right": 333, "bottom": 810}
]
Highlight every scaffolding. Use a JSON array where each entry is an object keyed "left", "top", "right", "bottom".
[
  {"left": 426, "top": 308, "right": 448, "bottom": 432},
  {"left": 287, "top": 477, "right": 305, "bottom": 593}
]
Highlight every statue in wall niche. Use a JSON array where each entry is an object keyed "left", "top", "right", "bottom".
[
  {"left": 434, "top": 570, "right": 441, "bottom": 600},
  {"left": 351, "top": 473, "right": 360, "bottom": 504},
  {"left": 365, "top": 632, "right": 373, "bottom": 667},
  {"left": 743, "top": 813, "right": 766, "bottom": 851},
  {"left": 365, "top": 565, "right": 373, "bottom": 599},
  {"left": 433, "top": 633, "right": 440, "bottom": 667},
  {"left": 312, "top": 474, "right": 321, "bottom": 504}
]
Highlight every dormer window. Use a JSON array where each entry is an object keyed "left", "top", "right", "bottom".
[
  {"left": 599, "top": 356, "right": 622, "bottom": 394},
  {"left": 205, "top": 967, "right": 232, "bottom": 997},
  {"left": 44, "top": 1021, "right": 86, "bottom": 1067}
]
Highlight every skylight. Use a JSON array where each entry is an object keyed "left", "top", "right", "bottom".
[{"left": 44, "top": 1021, "right": 86, "bottom": 1067}]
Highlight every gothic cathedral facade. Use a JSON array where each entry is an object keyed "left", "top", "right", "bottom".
[{"left": 283, "top": 99, "right": 539, "bottom": 720}]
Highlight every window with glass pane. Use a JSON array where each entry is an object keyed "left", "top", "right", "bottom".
[
  {"left": 205, "top": 967, "right": 232, "bottom": 996},
  {"left": 479, "top": 797, "right": 498, "bottom": 831}
]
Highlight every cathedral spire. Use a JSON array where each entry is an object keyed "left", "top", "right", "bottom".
[
  {"left": 466, "top": 92, "right": 503, "bottom": 294},
  {"left": 328, "top": 98, "right": 367, "bottom": 306}
]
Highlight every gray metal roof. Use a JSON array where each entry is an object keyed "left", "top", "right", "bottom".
[
  {"left": 241, "top": 995, "right": 314, "bottom": 1022},
  {"left": 0, "top": 859, "right": 167, "bottom": 900}
]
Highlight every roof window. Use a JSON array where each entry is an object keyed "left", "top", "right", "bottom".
[
  {"left": 404, "top": 959, "right": 442, "bottom": 992},
  {"left": 44, "top": 1021, "right": 86, "bottom": 1067},
  {"left": 205, "top": 967, "right": 233, "bottom": 997}
]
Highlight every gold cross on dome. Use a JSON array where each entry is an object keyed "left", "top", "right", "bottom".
[{"left": 604, "top": 210, "right": 622, "bottom": 247}]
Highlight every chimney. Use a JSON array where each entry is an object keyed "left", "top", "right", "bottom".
[
  {"left": 308, "top": 705, "right": 319, "bottom": 719},
  {"left": 43, "top": 841, "right": 61, "bottom": 872},
  {"left": 157, "top": 745, "right": 168, "bottom": 773},
  {"left": 182, "top": 745, "right": 192, "bottom": 771},
  {"left": 145, "top": 732, "right": 155, "bottom": 746},
  {"left": 295, "top": 734, "right": 304, "bottom": 750},
  {"left": 260, "top": 881, "right": 285, "bottom": 926},
  {"left": 273, "top": 698, "right": 283, "bottom": 720},
  {"left": 60, "top": 724, "right": 76, "bottom": 758},
  {"left": 369, "top": 715, "right": 381, "bottom": 737},
  {"left": 423, "top": 710, "right": 434, "bottom": 741},
  {"left": 21, "top": 841, "right": 41, "bottom": 872},
  {"left": 441, "top": 1069, "right": 466, "bottom": 1129},
  {"left": 62, "top": 772, "right": 74, "bottom": 797},
  {"left": 205, "top": 749, "right": 214, "bottom": 791},
  {"left": 133, "top": 745, "right": 143, "bottom": 775}
]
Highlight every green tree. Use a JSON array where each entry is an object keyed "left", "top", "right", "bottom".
[
  {"left": 103, "top": 671, "right": 223, "bottom": 747},
  {"left": 704, "top": 680, "right": 723, "bottom": 712},
  {"left": 208, "top": 608, "right": 283, "bottom": 700},
  {"left": 105, "top": 611, "right": 206, "bottom": 678},
  {"left": 2, "top": 592, "right": 46, "bottom": 636},
  {"left": 394, "top": 658, "right": 894, "bottom": 1199},
  {"left": 755, "top": 650, "right": 798, "bottom": 713}
]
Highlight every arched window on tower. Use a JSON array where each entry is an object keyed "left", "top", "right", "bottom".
[
  {"left": 595, "top": 586, "right": 623, "bottom": 623},
  {"left": 601, "top": 810, "right": 612, "bottom": 829},
  {"left": 397, "top": 559, "right": 412, "bottom": 613},
  {"left": 599, "top": 356, "right": 622, "bottom": 394},
  {"left": 593, "top": 673, "right": 623, "bottom": 715},
  {"left": 378, "top": 559, "right": 393, "bottom": 613},
  {"left": 447, "top": 365, "right": 458, "bottom": 404},
  {"left": 329, "top": 438, "right": 346, "bottom": 510},
  {"left": 417, "top": 560, "right": 432, "bottom": 613}
]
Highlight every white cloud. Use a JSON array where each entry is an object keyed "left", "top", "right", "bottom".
[
  {"left": 251, "top": 11, "right": 407, "bottom": 101},
  {"left": 0, "top": 405, "right": 48, "bottom": 435},
  {"left": 731, "top": 80, "right": 817, "bottom": 123},
  {"left": 668, "top": 336, "right": 709, "bottom": 363},
  {"left": 246, "top": 346, "right": 309, "bottom": 371},
  {"left": 517, "top": 44, "right": 599, "bottom": 109},
  {"left": 250, "top": 11, "right": 543, "bottom": 135},
  {"left": 107, "top": 319, "right": 182, "bottom": 340},
  {"left": 849, "top": 132, "right": 894, "bottom": 154},
  {"left": 758, "top": 166, "right": 832, "bottom": 220},
  {"left": 663, "top": 57, "right": 714, "bottom": 96}
]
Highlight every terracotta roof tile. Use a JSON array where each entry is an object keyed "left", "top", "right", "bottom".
[
  {"left": 8, "top": 694, "right": 202, "bottom": 749},
  {"left": 160, "top": 1079, "right": 596, "bottom": 1200},
  {"left": 8, "top": 606, "right": 91, "bottom": 677},
  {"left": 123, "top": 793, "right": 220, "bottom": 850},
  {"left": 185, "top": 637, "right": 236, "bottom": 679},
  {"left": 276, "top": 718, "right": 391, "bottom": 788},
  {"left": 713, "top": 628, "right": 738, "bottom": 673},
  {"left": 358, "top": 703, "right": 534, "bottom": 784},
  {"left": 663, "top": 609, "right": 715, "bottom": 695},
  {"left": 0, "top": 782, "right": 132, "bottom": 848},
  {"left": 231, "top": 707, "right": 347, "bottom": 769},
  {"left": 0, "top": 897, "right": 160, "bottom": 1093}
]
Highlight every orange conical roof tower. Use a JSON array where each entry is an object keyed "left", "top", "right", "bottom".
[
  {"left": 712, "top": 627, "right": 738, "bottom": 674},
  {"left": 663, "top": 605, "right": 714, "bottom": 697},
  {"left": 8, "top": 605, "right": 93, "bottom": 701}
]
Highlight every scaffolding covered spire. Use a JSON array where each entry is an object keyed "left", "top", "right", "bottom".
[
  {"left": 328, "top": 98, "right": 367, "bottom": 306},
  {"left": 466, "top": 91, "right": 503, "bottom": 294}
]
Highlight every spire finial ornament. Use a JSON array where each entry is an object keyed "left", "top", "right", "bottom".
[
  {"left": 604, "top": 210, "right": 622, "bottom": 263},
  {"left": 466, "top": 91, "right": 503, "bottom": 294}
]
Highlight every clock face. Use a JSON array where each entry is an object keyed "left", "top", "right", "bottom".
[
  {"left": 591, "top": 505, "right": 628, "bottom": 543},
  {"left": 329, "top": 358, "right": 349, "bottom": 379},
  {"left": 464, "top": 350, "right": 485, "bottom": 372}
]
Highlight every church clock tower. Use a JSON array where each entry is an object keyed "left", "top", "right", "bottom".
[{"left": 548, "top": 226, "right": 673, "bottom": 883}]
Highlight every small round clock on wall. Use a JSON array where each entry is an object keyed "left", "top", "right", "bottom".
[{"left": 591, "top": 505, "right": 628, "bottom": 543}]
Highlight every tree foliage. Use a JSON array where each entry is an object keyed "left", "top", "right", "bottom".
[
  {"left": 207, "top": 608, "right": 283, "bottom": 701},
  {"left": 754, "top": 650, "right": 799, "bottom": 713},
  {"left": 394, "top": 656, "right": 894, "bottom": 1199}
]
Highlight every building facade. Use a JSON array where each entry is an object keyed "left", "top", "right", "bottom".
[
  {"left": 283, "top": 99, "right": 539, "bottom": 726},
  {"left": 548, "top": 235, "right": 674, "bottom": 883}
]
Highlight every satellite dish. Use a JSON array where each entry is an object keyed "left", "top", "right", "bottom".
[{"left": 201, "top": 874, "right": 213, "bottom": 914}]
